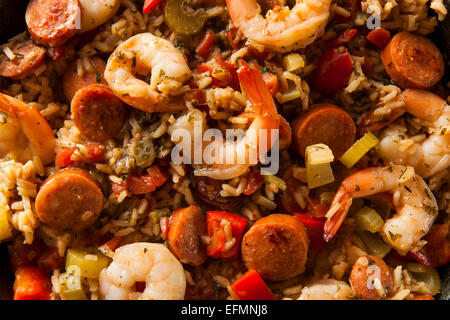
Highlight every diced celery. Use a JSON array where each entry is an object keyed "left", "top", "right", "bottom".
[
  {"left": 339, "top": 132, "right": 379, "bottom": 168},
  {"left": 358, "top": 231, "right": 391, "bottom": 258},
  {"left": 406, "top": 263, "right": 441, "bottom": 296},
  {"left": 283, "top": 53, "right": 305, "bottom": 72},
  {"left": 263, "top": 175, "right": 287, "bottom": 191},
  {"left": 0, "top": 207, "right": 12, "bottom": 241},
  {"left": 305, "top": 144, "right": 335, "bottom": 189},
  {"left": 354, "top": 206, "right": 384, "bottom": 233},
  {"left": 306, "top": 144, "right": 334, "bottom": 165},
  {"left": 280, "top": 89, "right": 301, "bottom": 103},
  {"left": 65, "top": 249, "right": 110, "bottom": 279},
  {"left": 255, "top": 194, "right": 277, "bottom": 210},
  {"left": 369, "top": 200, "right": 391, "bottom": 220},
  {"left": 59, "top": 273, "right": 88, "bottom": 300}
]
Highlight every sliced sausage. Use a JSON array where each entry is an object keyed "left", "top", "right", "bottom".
[
  {"left": 381, "top": 31, "right": 445, "bottom": 89},
  {"left": 349, "top": 255, "right": 394, "bottom": 300},
  {"left": 184, "top": 266, "right": 216, "bottom": 300},
  {"left": 292, "top": 104, "right": 356, "bottom": 159},
  {"left": 241, "top": 214, "right": 309, "bottom": 282},
  {"left": 25, "top": 0, "right": 80, "bottom": 47},
  {"left": 35, "top": 168, "right": 103, "bottom": 232},
  {"left": 0, "top": 39, "right": 46, "bottom": 79},
  {"left": 167, "top": 205, "right": 207, "bottom": 266},
  {"left": 63, "top": 56, "right": 107, "bottom": 102},
  {"left": 71, "top": 84, "right": 127, "bottom": 142},
  {"left": 195, "top": 176, "right": 244, "bottom": 210}
]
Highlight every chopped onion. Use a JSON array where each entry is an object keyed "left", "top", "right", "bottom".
[
  {"left": 280, "top": 89, "right": 301, "bottom": 103},
  {"left": 339, "top": 132, "right": 379, "bottom": 168},
  {"left": 306, "top": 144, "right": 335, "bottom": 189},
  {"left": 283, "top": 53, "right": 305, "bottom": 72},
  {"left": 354, "top": 206, "right": 384, "bottom": 233},
  {"left": 264, "top": 175, "right": 287, "bottom": 191},
  {"left": 406, "top": 263, "right": 441, "bottom": 296}
]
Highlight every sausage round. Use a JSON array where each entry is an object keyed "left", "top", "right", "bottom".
[
  {"left": 25, "top": 0, "right": 80, "bottom": 47},
  {"left": 63, "top": 56, "right": 107, "bottom": 102},
  {"left": 381, "top": 31, "right": 445, "bottom": 89},
  {"left": 167, "top": 205, "right": 207, "bottom": 266},
  {"left": 292, "top": 104, "right": 356, "bottom": 159},
  {"left": 71, "top": 84, "right": 127, "bottom": 142},
  {"left": 241, "top": 214, "right": 309, "bottom": 282},
  {"left": 0, "top": 39, "right": 46, "bottom": 79},
  {"left": 35, "top": 168, "right": 103, "bottom": 232},
  {"left": 349, "top": 255, "right": 394, "bottom": 300}
]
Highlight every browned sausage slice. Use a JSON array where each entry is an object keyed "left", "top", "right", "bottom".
[
  {"left": 349, "top": 255, "right": 394, "bottom": 300},
  {"left": 241, "top": 214, "right": 309, "bottom": 282},
  {"left": 63, "top": 56, "right": 107, "bottom": 102},
  {"left": 0, "top": 39, "right": 47, "bottom": 79},
  {"left": 35, "top": 168, "right": 103, "bottom": 232},
  {"left": 71, "top": 84, "right": 127, "bottom": 142},
  {"left": 381, "top": 31, "right": 445, "bottom": 89},
  {"left": 25, "top": 0, "right": 80, "bottom": 47},
  {"left": 167, "top": 205, "right": 207, "bottom": 266},
  {"left": 292, "top": 104, "right": 356, "bottom": 159}
]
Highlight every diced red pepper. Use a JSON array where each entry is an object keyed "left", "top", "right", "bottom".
[
  {"left": 113, "top": 165, "right": 168, "bottom": 196},
  {"left": 243, "top": 170, "right": 263, "bottom": 196},
  {"left": 311, "top": 47, "right": 353, "bottom": 94},
  {"left": 212, "top": 53, "right": 240, "bottom": 91},
  {"left": 37, "top": 247, "right": 64, "bottom": 273},
  {"left": 86, "top": 144, "right": 105, "bottom": 162},
  {"left": 196, "top": 29, "right": 217, "bottom": 59},
  {"left": 366, "top": 28, "right": 391, "bottom": 49},
  {"left": 226, "top": 27, "right": 240, "bottom": 50},
  {"left": 230, "top": 270, "right": 276, "bottom": 300},
  {"left": 408, "top": 224, "right": 450, "bottom": 267},
  {"left": 206, "top": 211, "right": 247, "bottom": 260},
  {"left": 262, "top": 72, "right": 280, "bottom": 97},
  {"left": 55, "top": 148, "right": 75, "bottom": 167},
  {"left": 13, "top": 267, "right": 51, "bottom": 300},
  {"left": 305, "top": 197, "right": 329, "bottom": 218},
  {"left": 294, "top": 213, "right": 326, "bottom": 253},
  {"left": 328, "top": 29, "right": 358, "bottom": 48},
  {"left": 143, "top": 0, "right": 163, "bottom": 13}
]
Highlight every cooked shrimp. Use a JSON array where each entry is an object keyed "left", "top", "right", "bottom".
[
  {"left": 186, "top": 60, "right": 280, "bottom": 180},
  {"left": 324, "top": 165, "right": 438, "bottom": 254},
  {"left": 78, "top": 0, "right": 120, "bottom": 32},
  {"left": 99, "top": 243, "right": 186, "bottom": 300},
  {"left": 378, "top": 89, "right": 450, "bottom": 177},
  {"left": 0, "top": 93, "right": 55, "bottom": 165},
  {"left": 105, "top": 33, "right": 192, "bottom": 113},
  {"left": 298, "top": 279, "right": 356, "bottom": 300},
  {"left": 226, "top": 0, "right": 332, "bottom": 52}
]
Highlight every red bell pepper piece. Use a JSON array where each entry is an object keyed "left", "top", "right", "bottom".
[
  {"left": 13, "top": 267, "right": 52, "bottom": 300},
  {"left": 196, "top": 29, "right": 217, "bottom": 59},
  {"left": 55, "top": 148, "right": 75, "bottom": 167},
  {"left": 243, "top": 170, "right": 263, "bottom": 195},
  {"left": 230, "top": 270, "right": 276, "bottom": 300},
  {"left": 408, "top": 224, "right": 450, "bottom": 267},
  {"left": 328, "top": 28, "right": 358, "bottom": 48},
  {"left": 366, "top": 28, "right": 391, "bottom": 49},
  {"left": 113, "top": 164, "right": 168, "bottom": 196},
  {"left": 294, "top": 213, "right": 326, "bottom": 253},
  {"left": 206, "top": 211, "right": 247, "bottom": 260},
  {"left": 143, "top": 0, "right": 163, "bottom": 13},
  {"left": 311, "top": 47, "right": 352, "bottom": 94}
]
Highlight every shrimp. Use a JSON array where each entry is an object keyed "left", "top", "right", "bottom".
[
  {"left": 170, "top": 60, "right": 280, "bottom": 180},
  {"left": 378, "top": 89, "right": 450, "bottom": 178},
  {"left": 226, "top": 0, "right": 332, "bottom": 52},
  {"left": 104, "top": 33, "right": 192, "bottom": 113},
  {"left": 298, "top": 279, "right": 356, "bottom": 300},
  {"left": 324, "top": 165, "right": 439, "bottom": 255},
  {"left": 0, "top": 93, "right": 55, "bottom": 165},
  {"left": 99, "top": 243, "right": 186, "bottom": 300}
]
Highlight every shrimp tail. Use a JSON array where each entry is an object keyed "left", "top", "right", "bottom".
[
  {"left": 323, "top": 188, "right": 353, "bottom": 242},
  {"left": 237, "top": 60, "right": 277, "bottom": 117}
]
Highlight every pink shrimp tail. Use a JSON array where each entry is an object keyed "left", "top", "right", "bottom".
[
  {"left": 237, "top": 60, "right": 277, "bottom": 117},
  {"left": 323, "top": 189, "right": 353, "bottom": 242}
]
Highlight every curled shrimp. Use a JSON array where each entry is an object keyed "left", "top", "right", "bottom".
[
  {"left": 105, "top": 33, "right": 192, "bottom": 113},
  {"left": 378, "top": 89, "right": 450, "bottom": 177},
  {"left": 324, "top": 165, "right": 438, "bottom": 255},
  {"left": 99, "top": 243, "right": 186, "bottom": 300},
  {"left": 0, "top": 93, "right": 55, "bottom": 165},
  {"left": 185, "top": 60, "right": 280, "bottom": 180},
  {"left": 226, "top": 0, "right": 332, "bottom": 52}
]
